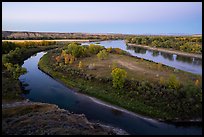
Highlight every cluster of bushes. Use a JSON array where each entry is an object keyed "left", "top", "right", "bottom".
[
  {"left": 123, "top": 76, "right": 202, "bottom": 119},
  {"left": 14, "top": 41, "right": 56, "bottom": 47},
  {"left": 2, "top": 47, "right": 28, "bottom": 80},
  {"left": 2, "top": 47, "right": 27, "bottom": 65},
  {"left": 55, "top": 43, "right": 105, "bottom": 65},
  {"left": 97, "top": 50, "right": 109, "bottom": 60},
  {"left": 54, "top": 43, "right": 133, "bottom": 67},
  {"left": 4, "top": 63, "right": 27, "bottom": 79},
  {"left": 126, "top": 36, "right": 202, "bottom": 54},
  {"left": 106, "top": 47, "right": 130, "bottom": 55},
  {"left": 56, "top": 49, "right": 76, "bottom": 65},
  {"left": 2, "top": 41, "right": 59, "bottom": 80},
  {"left": 2, "top": 42, "right": 19, "bottom": 54}
]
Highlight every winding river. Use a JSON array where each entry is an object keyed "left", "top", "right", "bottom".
[
  {"left": 82, "top": 40, "right": 202, "bottom": 75},
  {"left": 19, "top": 51, "right": 202, "bottom": 135}
]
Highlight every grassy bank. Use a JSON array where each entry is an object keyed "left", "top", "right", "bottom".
[{"left": 38, "top": 46, "right": 202, "bottom": 121}]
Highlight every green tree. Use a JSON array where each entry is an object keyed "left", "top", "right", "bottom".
[
  {"left": 67, "top": 43, "right": 83, "bottom": 58},
  {"left": 111, "top": 68, "right": 127, "bottom": 89}
]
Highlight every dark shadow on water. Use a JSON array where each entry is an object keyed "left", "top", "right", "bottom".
[
  {"left": 126, "top": 46, "right": 147, "bottom": 54},
  {"left": 160, "top": 52, "right": 174, "bottom": 61},
  {"left": 152, "top": 50, "right": 159, "bottom": 57},
  {"left": 110, "top": 108, "right": 123, "bottom": 116},
  {"left": 19, "top": 81, "right": 30, "bottom": 95},
  {"left": 164, "top": 121, "right": 202, "bottom": 128},
  {"left": 176, "top": 55, "right": 193, "bottom": 64}
]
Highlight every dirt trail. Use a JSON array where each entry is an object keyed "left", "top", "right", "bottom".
[{"left": 115, "top": 59, "right": 159, "bottom": 76}]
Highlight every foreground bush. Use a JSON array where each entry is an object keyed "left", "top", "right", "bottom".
[
  {"left": 111, "top": 68, "right": 127, "bottom": 89},
  {"left": 167, "top": 74, "right": 180, "bottom": 90}
]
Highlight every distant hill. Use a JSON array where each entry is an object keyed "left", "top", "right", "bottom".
[{"left": 2, "top": 31, "right": 131, "bottom": 40}]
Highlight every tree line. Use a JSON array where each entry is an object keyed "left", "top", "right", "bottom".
[{"left": 126, "top": 36, "right": 202, "bottom": 54}]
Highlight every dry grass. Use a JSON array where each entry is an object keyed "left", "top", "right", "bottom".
[{"left": 70, "top": 53, "right": 201, "bottom": 85}]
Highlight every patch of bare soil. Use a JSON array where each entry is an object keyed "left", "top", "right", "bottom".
[{"left": 115, "top": 59, "right": 160, "bottom": 76}]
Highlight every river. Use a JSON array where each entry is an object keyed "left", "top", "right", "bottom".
[
  {"left": 19, "top": 51, "right": 202, "bottom": 135},
  {"left": 82, "top": 40, "right": 202, "bottom": 75}
]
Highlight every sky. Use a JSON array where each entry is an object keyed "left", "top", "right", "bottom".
[{"left": 2, "top": 2, "right": 202, "bottom": 35}]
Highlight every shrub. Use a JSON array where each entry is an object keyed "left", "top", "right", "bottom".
[
  {"left": 112, "top": 62, "right": 118, "bottom": 70},
  {"left": 55, "top": 56, "right": 61, "bottom": 63},
  {"left": 167, "top": 74, "right": 180, "bottom": 90},
  {"left": 78, "top": 61, "right": 83, "bottom": 69},
  {"left": 159, "top": 76, "right": 166, "bottom": 85},
  {"left": 97, "top": 50, "right": 109, "bottom": 60},
  {"left": 106, "top": 47, "right": 113, "bottom": 53},
  {"left": 111, "top": 68, "right": 127, "bottom": 89},
  {"left": 113, "top": 48, "right": 123, "bottom": 54},
  {"left": 195, "top": 79, "right": 199, "bottom": 87},
  {"left": 180, "top": 82, "right": 201, "bottom": 99},
  {"left": 2, "top": 55, "right": 10, "bottom": 65},
  {"left": 88, "top": 44, "right": 104, "bottom": 54},
  {"left": 64, "top": 54, "right": 75, "bottom": 64},
  {"left": 2, "top": 41, "right": 18, "bottom": 54}
]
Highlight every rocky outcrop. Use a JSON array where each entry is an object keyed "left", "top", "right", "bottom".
[{"left": 2, "top": 100, "right": 128, "bottom": 135}]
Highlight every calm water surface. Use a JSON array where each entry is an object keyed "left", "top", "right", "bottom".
[
  {"left": 82, "top": 40, "right": 202, "bottom": 75},
  {"left": 19, "top": 52, "right": 202, "bottom": 135}
]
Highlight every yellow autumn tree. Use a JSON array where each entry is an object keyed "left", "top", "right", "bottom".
[{"left": 111, "top": 68, "right": 127, "bottom": 89}]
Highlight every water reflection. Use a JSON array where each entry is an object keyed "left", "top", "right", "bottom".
[
  {"left": 152, "top": 51, "right": 159, "bottom": 57},
  {"left": 176, "top": 55, "right": 193, "bottom": 64},
  {"left": 160, "top": 52, "right": 174, "bottom": 61},
  {"left": 192, "top": 58, "right": 202, "bottom": 66},
  {"left": 127, "top": 45, "right": 202, "bottom": 65},
  {"left": 20, "top": 82, "right": 30, "bottom": 95},
  {"left": 127, "top": 46, "right": 147, "bottom": 54},
  {"left": 82, "top": 40, "right": 202, "bottom": 75}
]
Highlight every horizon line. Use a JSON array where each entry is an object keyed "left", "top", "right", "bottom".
[{"left": 2, "top": 30, "right": 202, "bottom": 36}]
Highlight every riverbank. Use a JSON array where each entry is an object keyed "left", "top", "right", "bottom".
[
  {"left": 127, "top": 43, "right": 202, "bottom": 59},
  {"left": 2, "top": 45, "right": 129, "bottom": 135},
  {"left": 38, "top": 47, "right": 202, "bottom": 122}
]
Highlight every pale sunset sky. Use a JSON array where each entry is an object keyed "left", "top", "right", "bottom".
[{"left": 2, "top": 2, "right": 202, "bottom": 34}]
